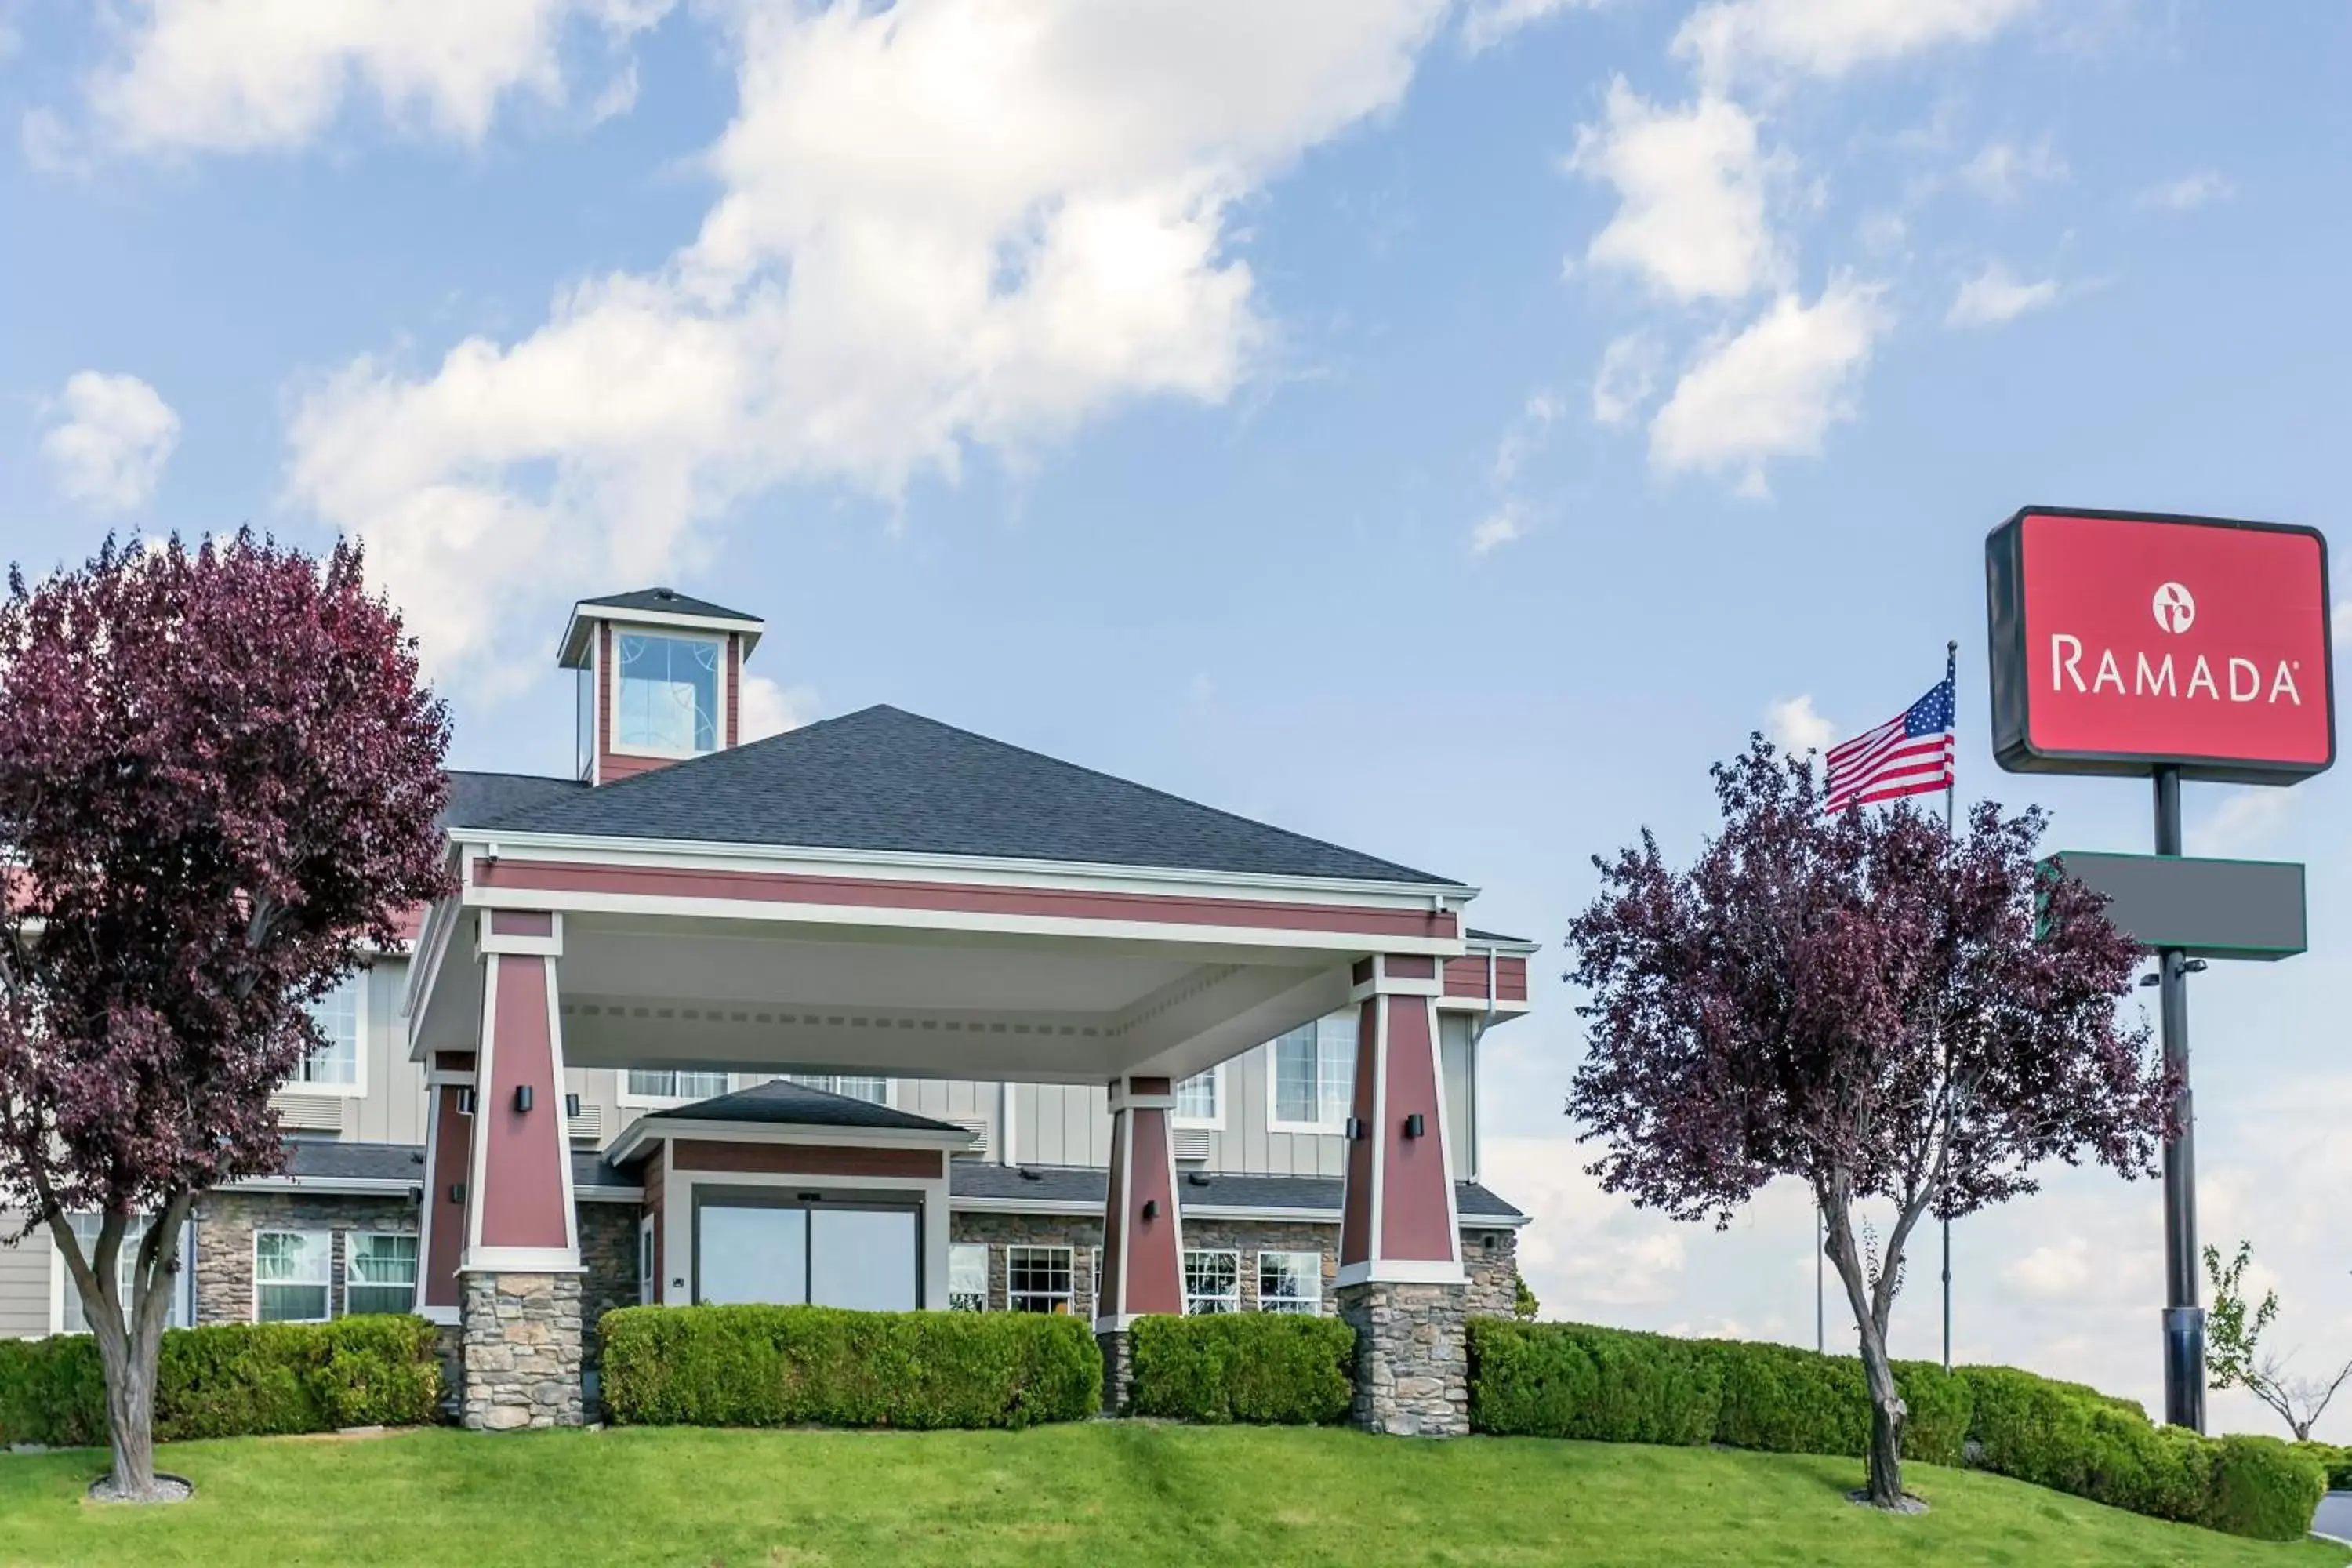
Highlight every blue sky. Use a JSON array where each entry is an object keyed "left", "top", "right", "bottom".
[{"left": 5, "top": 1, "right": 2349, "bottom": 1436}]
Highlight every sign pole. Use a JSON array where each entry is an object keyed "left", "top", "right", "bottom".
[{"left": 2152, "top": 764, "right": 2206, "bottom": 1430}]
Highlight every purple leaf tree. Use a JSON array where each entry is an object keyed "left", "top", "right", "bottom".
[
  {"left": 0, "top": 534, "right": 448, "bottom": 1499},
  {"left": 1564, "top": 735, "right": 2169, "bottom": 1509}
]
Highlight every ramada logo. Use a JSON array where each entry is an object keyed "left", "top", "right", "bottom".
[{"left": 2053, "top": 579, "right": 2303, "bottom": 706}]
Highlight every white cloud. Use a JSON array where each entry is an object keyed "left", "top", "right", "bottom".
[
  {"left": 66, "top": 0, "right": 671, "bottom": 156},
  {"left": 1484, "top": 1137, "right": 1690, "bottom": 1312},
  {"left": 1471, "top": 500, "right": 1529, "bottom": 556},
  {"left": 1766, "top": 693, "right": 1833, "bottom": 752},
  {"left": 1957, "top": 138, "right": 2066, "bottom": 201},
  {"left": 40, "top": 371, "right": 181, "bottom": 514},
  {"left": 2003, "top": 1236, "right": 2094, "bottom": 1299},
  {"left": 738, "top": 674, "right": 817, "bottom": 742},
  {"left": 1567, "top": 81, "right": 1784, "bottom": 303},
  {"left": 1590, "top": 331, "right": 1662, "bottom": 426},
  {"left": 2335, "top": 600, "right": 2352, "bottom": 646},
  {"left": 1490, "top": 388, "right": 1563, "bottom": 485},
  {"left": 1945, "top": 260, "right": 2060, "bottom": 329},
  {"left": 1676, "top": 0, "right": 2038, "bottom": 87},
  {"left": 2139, "top": 171, "right": 2234, "bottom": 212},
  {"left": 2187, "top": 788, "right": 2293, "bottom": 858},
  {"left": 1460, "top": 0, "right": 1598, "bottom": 54},
  {"left": 282, "top": 1, "right": 1452, "bottom": 681},
  {"left": 1648, "top": 275, "right": 1889, "bottom": 491}
]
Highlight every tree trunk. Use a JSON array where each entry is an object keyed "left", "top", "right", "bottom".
[
  {"left": 97, "top": 1327, "right": 158, "bottom": 1497},
  {"left": 1858, "top": 1323, "right": 1908, "bottom": 1508},
  {"left": 1821, "top": 1182, "right": 1912, "bottom": 1509}
]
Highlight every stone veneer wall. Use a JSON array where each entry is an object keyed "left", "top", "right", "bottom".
[
  {"left": 1338, "top": 1280, "right": 1469, "bottom": 1437},
  {"left": 576, "top": 1200, "right": 640, "bottom": 1370},
  {"left": 460, "top": 1272, "right": 583, "bottom": 1431},
  {"left": 191, "top": 1191, "right": 419, "bottom": 1325},
  {"left": 950, "top": 1212, "right": 1100, "bottom": 1315}
]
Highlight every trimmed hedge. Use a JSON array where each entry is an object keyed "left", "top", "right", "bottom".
[
  {"left": 2292, "top": 1440, "right": 2352, "bottom": 1492},
  {"left": 1128, "top": 1313, "right": 1353, "bottom": 1425},
  {"left": 1466, "top": 1320, "right": 2326, "bottom": 1542},
  {"left": 0, "top": 1316, "right": 443, "bottom": 1447},
  {"left": 600, "top": 1304, "right": 1098, "bottom": 1429}
]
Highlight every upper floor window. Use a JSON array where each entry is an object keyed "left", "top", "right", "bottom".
[
  {"left": 626, "top": 1069, "right": 728, "bottom": 1103},
  {"left": 1271, "top": 1012, "right": 1357, "bottom": 1132},
  {"left": 294, "top": 975, "right": 361, "bottom": 1090},
  {"left": 787, "top": 1074, "right": 890, "bottom": 1105},
  {"left": 1173, "top": 1069, "right": 1220, "bottom": 1127},
  {"left": 615, "top": 633, "right": 720, "bottom": 755}
]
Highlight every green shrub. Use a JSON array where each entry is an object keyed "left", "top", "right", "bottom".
[
  {"left": 599, "top": 1305, "right": 1099, "bottom": 1430},
  {"left": 1697, "top": 1338, "right": 1969, "bottom": 1466},
  {"left": 1959, "top": 1365, "right": 2325, "bottom": 1541},
  {"left": 2292, "top": 1440, "right": 2352, "bottom": 1492},
  {"left": 1128, "top": 1313, "right": 1352, "bottom": 1425},
  {"left": 1466, "top": 1319, "right": 1720, "bottom": 1446},
  {"left": 0, "top": 1316, "right": 442, "bottom": 1447}
]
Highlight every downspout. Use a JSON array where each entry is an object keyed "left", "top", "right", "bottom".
[{"left": 999, "top": 1079, "right": 1017, "bottom": 1167}]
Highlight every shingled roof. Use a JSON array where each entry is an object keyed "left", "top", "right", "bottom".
[
  {"left": 452, "top": 704, "right": 1457, "bottom": 886},
  {"left": 575, "top": 587, "right": 760, "bottom": 623},
  {"left": 628, "top": 1077, "right": 971, "bottom": 1135}
]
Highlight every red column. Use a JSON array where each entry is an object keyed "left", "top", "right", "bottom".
[
  {"left": 416, "top": 1053, "right": 476, "bottom": 1322},
  {"left": 1338, "top": 955, "right": 1464, "bottom": 1288},
  {"left": 463, "top": 910, "right": 579, "bottom": 1272},
  {"left": 1097, "top": 1075, "right": 1185, "bottom": 1329}
]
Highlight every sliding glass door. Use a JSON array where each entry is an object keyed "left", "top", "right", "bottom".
[{"left": 693, "top": 1191, "right": 920, "bottom": 1311}]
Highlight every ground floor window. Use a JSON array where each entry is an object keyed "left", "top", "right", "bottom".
[
  {"left": 1006, "top": 1246, "right": 1074, "bottom": 1314},
  {"left": 1257, "top": 1250, "right": 1321, "bottom": 1315},
  {"left": 255, "top": 1229, "right": 332, "bottom": 1323},
  {"left": 948, "top": 1243, "right": 989, "bottom": 1312},
  {"left": 1183, "top": 1250, "right": 1240, "bottom": 1315},
  {"left": 695, "top": 1195, "right": 920, "bottom": 1312},
  {"left": 345, "top": 1232, "right": 419, "bottom": 1316},
  {"left": 58, "top": 1215, "right": 193, "bottom": 1334}
]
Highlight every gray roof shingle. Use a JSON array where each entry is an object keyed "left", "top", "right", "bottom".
[
  {"left": 441, "top": 770, "right": 586, "bottom": 833},
  {"left": 631, "top": 1078, "right": 969, "bottom": 1134},
  {"left": 277, "top": 1139, "right": 635, "bottom": 1192},
  {"left": 459, "top": 705, "right": 1456, "bottom": 885},
  {"left": 576, "top": 587, "right": 760, "bottom": 623},
  {"left": 948, "top": 1163, "right": 1525, "bottom": 1223}
]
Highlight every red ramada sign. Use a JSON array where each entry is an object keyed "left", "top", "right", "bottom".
[{"left": 1987, "top": 507, "right": 2335, "bottom": 783}]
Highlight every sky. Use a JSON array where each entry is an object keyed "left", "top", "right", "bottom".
[{"left": 4, "top": 0, "right": 2350, "bottom": 1439}]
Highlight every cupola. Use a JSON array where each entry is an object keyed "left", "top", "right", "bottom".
[{"left": 557, "top": 588, "right": 765, "bottom": 785}]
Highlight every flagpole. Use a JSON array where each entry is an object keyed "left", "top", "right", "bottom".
[{"left": 1942, "top": 638, "right": 1958, "bottom": 1374}]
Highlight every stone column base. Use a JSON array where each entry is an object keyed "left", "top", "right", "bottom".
[
  {"left": 1338, "top": 1279, "right": 1468, "bottom": 1437},
  {"left": 1098, "top": 1329, "right": 1134, "bottom": 1416},
  {"left": 460, "top": 1272, "right": 585, "bottom": 1432}
]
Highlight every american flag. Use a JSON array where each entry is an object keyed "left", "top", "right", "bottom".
[{"left": 1824, "top": 662, "right": 1955, "bottom": 813}]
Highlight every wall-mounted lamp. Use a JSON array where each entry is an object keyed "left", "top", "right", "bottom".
[
  {"left": 1403, "top": 1112, "right": 1425, "bottom": 1139},
  {"left": 1344, "top": 1117, "right": 1367, "bottom": 1142},
  {"left": 514, "top": 1084, "right": 534, "bottom": 1113},
  {"left": 1142, "top": 1199, "right": 1160, "bottom": 1221},
  {"left": 448, "top": 1182, "right": 466, "bottom": 1205},
  {"left": 456, "top": 1089, "right": 476, "bottom": 1116},
  {"left": 565, "top": 1094, "right": 582, "bottom": 1120}
]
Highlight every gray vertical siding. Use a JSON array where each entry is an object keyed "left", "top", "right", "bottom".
[
  {"left": 1441, "top": 1012, "right": 1477, "bottom": 1182},
  {"left": 0, "top": 1215, "right": 53, "bottom": 1339},
  {"left": 349, "top": 960, "right": 430, "bottom": 1145}
]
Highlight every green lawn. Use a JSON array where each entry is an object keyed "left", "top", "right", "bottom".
[{"left": 0, "top": 1424, "right": 2339, "bottom": 1567}]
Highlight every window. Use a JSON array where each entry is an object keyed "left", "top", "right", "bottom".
[
  {"left": 1258, "top": 1251, "right": 1322, "bottom": 1316},
  {"left": 615, "top": 633, "right": 720, "bottom": 755},
  {"left": 254, "top": 1230, "right": 332, "bottom": 1323},
  {"left": 786, "top": 1074, "right": 890, "bottom": 1105},
  {"left": 1006, "top": 1246, "right": 1074, "bottom": 1314},
  {"left": 948, "top": 1243, "right": 989, "bottom": 1312},
  {"left": 293, "top": 974, "right": 361, "bottom": 1090},
  {"left": 346, "top": 1233, "right": 418, "bottom": 1316},
  {"left": 692, "top": 1197, "right": 920, "bottom": 1312},
  {"left": 625, "top": 1069, "right": 728, "bottom": 1103},
  {"left": 58, "top": 1215, "right": 191, "bottom": 1334},
  {"left": 1272, "top": 1012, "right": 1357, "bottom": 1131},
  {"left": 1173, "top": 1068, "right": 1220, "bottom": 1127},
  {"left": 575, "top": 665, "right": 597, "bottom": 781},
  {"left": 1184, "top": 1250, "right": 1240, "bottom": 1315}
]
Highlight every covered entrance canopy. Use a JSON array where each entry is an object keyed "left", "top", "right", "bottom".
[{"left": 401, "top": 706, "right": 1516, "bottom": 1361}]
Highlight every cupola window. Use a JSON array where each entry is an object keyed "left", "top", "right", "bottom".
[{"left": 616, "top": 633, "right": 721, "bottom": 755}]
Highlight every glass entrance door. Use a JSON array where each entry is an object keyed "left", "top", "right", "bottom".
[{"left": 693, "top": 1193, "right": 920, "bottom": 1310}]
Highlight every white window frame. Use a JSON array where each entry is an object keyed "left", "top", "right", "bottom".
[
  {"left": 285, "top": 970, "right": 368, "bottom": 1098},
  {"left": 1267, "top": 1014, "right": 1357, "bottom": 1134},
  {"left": 608, "top": 628, "right": 727, "bottom": 761},
  {"left": 637, "top": 1215, "right": 657, "bottom": 1307},
  {"left": 948, "top": 1243, "right": 989, "bottom": 1312},
  {"left": 1005, "top": 1245, "right": 1075, "bottom": 1315},
  {"left": 617, "top": 1068, "right": 734, "bottom": 1108},
  {"left": 784, "top": 1073, "right": 895, "bottom": 1108},
  {"left": 253, "top": 1229, "right": 334, "bottom": 1324},
  {"left": 1171, "top": 1063, "right": 1224, "bottom": 1130},
  {"left": 49, "top": 1215, "right": 194, "bottom": 1336},
  {"left": 1183, "top": 1249, "right": 1241, "bottom": 1315},
  {"left": 1257, "top": 1250, "right": 1322, "bottom": 1316},
  {"left": 343, "top": 1232, "right": 419, "bottom": 1317}
]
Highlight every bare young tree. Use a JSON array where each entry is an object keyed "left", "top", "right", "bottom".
[{"left": 2205, "top": 1240, "right": 2352, "bottom": 1443}]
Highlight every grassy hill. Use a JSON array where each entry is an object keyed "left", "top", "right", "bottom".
[{"left": 0, "top": 1423, "right": 2339, "bottom": 1566}]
